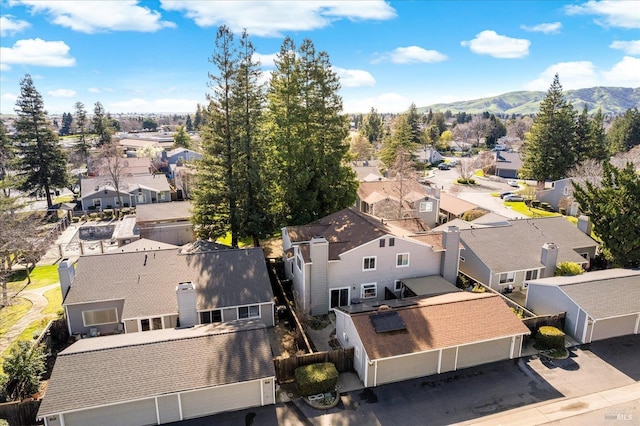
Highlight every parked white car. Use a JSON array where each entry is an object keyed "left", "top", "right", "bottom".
[{"left": 507, "top": 179, "right": 519, "bottom": 187}]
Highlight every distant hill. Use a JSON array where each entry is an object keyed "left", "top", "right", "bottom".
[{"left": 421, "top": 87, "right": 640, "bottom": 116}]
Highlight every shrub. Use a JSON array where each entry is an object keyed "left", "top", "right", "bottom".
[
  {"left": 102, "top": 209, "right": 114, "bottom": 219},
  {"left": 531, "top": 200, "right": 541, "bottom": 208},
  {"left": 295, "top": 362, "right": 339, "bottom": 397},
  {"left": 555, "top": 261, "right": 584, "bottom": 276},
  {"left": 1, "top": 341, "right": 46, "bottom": 401},
  {"left": 71, "top": 216, "right": 80, "bottom": 223},
  {"left": 462, "top": 209, "right": 486, "bottom": 221},
  {"left": 89, "top": 213, "right": 99, "bottom": 220},
  {"left": 536, "top": 326, "right": 565, "bottom": 351}
]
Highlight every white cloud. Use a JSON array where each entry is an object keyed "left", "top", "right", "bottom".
[
  {"left": 1, "top": 93, "right": 19, "bottom": 114},
  {"left": 160, "top": 0, "right": 396, "bottom": 37},
  {"left": 254, "top": 52, "right": 278, "bottom": 68},
  {"left": 342, "top": 92, "right": 410, "bottom": 114},
  {"left": 16, "top": 0, "right": 175, "bottom": 33},
  {"left": 565, "top": 1, "right": 640, "bottom": 29},
  {"left": 520, "top": 22, "right": 562, "bottom": 34},
  {"left": 610, "top": 40, "right": 640, "bottom": 55},
  {"left": 0, "top": 63, "right": 10, "bottom": 71},
  {"left": 461, "top": 30, "right": 530, "bottom": 58},
  {"left": 333, "top": 67, "right": 375, "bottom": 88},
  {"left": 0, "top": 38, "right": 76, "bottom": 70},
  {"left": 387, "top": 46, "right": 448, "bottom": 64},
  {"left": 88, "top": 87, "right": 101, "bottom": 93},
  {"left": 602, "top": 56, "right": 640, "bottom": 87},
  {"left": 48, "top": 89, "right": 76, "bottom": 98},
  {"left": 0, "top": 15, "right": 31, "bottom": 36},
  {"left": 107, "top": 97, "right": 201, "bottom": 113},
  {"left": 524, "top": 57, "right": 640, "bottom": 90}
]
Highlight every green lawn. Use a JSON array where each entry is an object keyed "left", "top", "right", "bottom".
[
  {"left": 0, "top": 297, "right": 32, "bottom": 336},
  {"left": 7, "top": 264, "right": 60, "bottom": 293},
  {"left": 504, "top": 201, "right": 562, "bottom": 218},
  {"left": 42, "top": 287, "right": 63, "bottom": 316},
  {"left": 53, "top": 194, "right": 74, "bottom": 204}
]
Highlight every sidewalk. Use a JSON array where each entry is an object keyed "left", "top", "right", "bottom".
[
  {"left": 37, "top": 223, "right": 80, "bottom": 266},
  {"left": 458, "top": 381, "right": 640, "bottom": 425}
]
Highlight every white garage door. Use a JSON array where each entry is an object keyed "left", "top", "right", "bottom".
[
  {"left": 591, "top": 315, "right": 637, "bottom": 342},
  {"left": 63, "top": 398, "right": 156, "bottom": 426},
  {"left": 457, "top": 338, "right": 512, "bottom": 370},
  {"left": 181, "top": 380, "right": 262, "bottom": 419}
]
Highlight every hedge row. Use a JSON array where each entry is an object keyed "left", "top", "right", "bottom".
[
  {"left": 536, "top": 326, "right": 565, "bottom": 350},
  {"left": 295, "top": 362, "right": 339, "bottom": 397}
]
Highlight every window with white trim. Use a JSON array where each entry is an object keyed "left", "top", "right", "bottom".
[
  {"left": 499, "top": 272, "right": 515, "bottom": 284},
  {"left": 525, "top": 270, "right": 538, "bottom": 280},
  {"left": 396, "top": 253, "right": 409, "bottom": 267},
  {"left": 137, "top": 192, "right": 145, "bottom": 203},
  {"left": 563, "top": 186, "right": 570, "bottom": 196},
  {"left": 93, "top": 199, "right": 101, "bottom": 208},
  {"left": 363, "top": 256, "right": 376, "bottom": 271},
  {"left": 159, "top": 192, "right": 166, "bottom": 200},
  {"left": 394, "top": 280, "right": 403, "bottom": 292},
  {"left": 238, "top": 305, "right": 260, "bottom": 319},
  {"left": 200, "top": 310, "right": 222, "bottom": 324},
  {"left": 361, "top": 283, "right": 377, "bottom": 299},
  {"left": 419, "top": 201, "right": 433, "bottom": 212},
  {"left": 82, "top": 308, "right": 117, "bottom": 326},
  {"left": 296, "top": 255, "right": 302, "bottom": 271}
]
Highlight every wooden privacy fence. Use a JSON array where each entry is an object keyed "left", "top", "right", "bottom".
[
  {"left": 273, "top": 347, "right": 354, "bottom": 384},
  {"left": 0, "top": 399, "right": 41, "bottom": 426},
  {"left": 522, "top": 312, "right": 566, "bottom": 334}
]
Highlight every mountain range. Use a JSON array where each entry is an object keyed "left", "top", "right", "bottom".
[{"left": 421, "top": 87, "right": 640, "bottom": 116}]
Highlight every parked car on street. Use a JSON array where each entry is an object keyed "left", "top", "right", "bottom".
[
  {"left": 438, "top": 163, "right": 450, "bottom": 170},
  {"left": 507, "top": 179, "right": 519, "bottom": 187},
  {"left": 500, "top": 191, "right": 514, "bottom": 199},
  {"left": 503, "top": 194, "right": 524, "bottom": 202}
]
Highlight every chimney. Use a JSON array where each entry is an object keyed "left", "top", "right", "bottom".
[
  {"left": 309, "top": 236, "right": 329, "bottom": 316},
  {"left": 176, "top": 282, "right": 197, "bottom": 328},
  {"left": 441, "top": 226, "right": 460, "bottom": 284},
  {"left": 58, "top": 258, "right": 75, "bottom": 300},
  {"left": 577, "top": 215, "right": 592, "bottom": 236},
  {"left": 540, "top": 243, "right": 559, "bottom": 278}
]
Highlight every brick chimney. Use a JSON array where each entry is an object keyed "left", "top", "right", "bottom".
[
  {"left": 176, "top": 282, "right": 197, "bottom": 328},
  {"left": 540, "top": 243, "right": 559, "bottom": 278}
]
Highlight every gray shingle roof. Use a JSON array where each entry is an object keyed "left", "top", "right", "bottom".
[
  {"left": 135, "top": 200, "right": 192, "bottom": 223},
  {"left": 529, "top": 269, "right": 640, "bottom": 319},
  {"left": 37, "top": 322, "right": 274, "bottom": 417},
  {"left": 64, "top": 247, "right": 273, "bottom": 319},
  {"left": 460, "top": 216, "right": 597, "bottom": 273}
]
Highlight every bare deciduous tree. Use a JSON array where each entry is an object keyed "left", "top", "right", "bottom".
[
  {"left": 95, "top": 144, "right": 130, "bottom": 209},
  {"left": 455, "top": 157, "right": 478, "bottom": 181}
]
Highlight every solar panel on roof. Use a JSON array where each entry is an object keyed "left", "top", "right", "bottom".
[{"left": 370, "top": 311, "right": 407, "bottom": 333}]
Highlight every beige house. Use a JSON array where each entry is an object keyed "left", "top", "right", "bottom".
[{"left": 335, "top": 292, "right": 530, "bottom": 387}]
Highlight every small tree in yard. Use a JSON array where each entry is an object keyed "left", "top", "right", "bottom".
[
  {"left": 555, "top": 261, "right": 584, "bottom": 276},
  {"left": 1, "top": 341, "right": 46, "bottom": 401}
]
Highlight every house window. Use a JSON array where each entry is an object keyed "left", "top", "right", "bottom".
[
  {"left": 525, "top": 270, "right": 538, "bottom": 280},
  {"left": 137, "top": 192, "right": 145, "bottom": 203},
  {"left": 396, "top": 253, "right": 409, "bottom": 267},
  {"left": 394, "top": 280, "right": 403, "bottom": 292},
  {"left": 140, "top": 319, "right": 150, "bottom": 332},
  {"left": 82, "top": 308, "right": 117, "bottom": 326},
  {"left": 114, "top": 196, "right": 124, "bottom": 207},
  {"left": 200, "top": 310, "right": 222, "bottom": 324},
  {"left": 563, "top": 186, "right": 570, "bottom": 196},
  {"left": 499, "top": 272, "right": 515, "bottom": 284},
  {"left": 419, "top": 201, "right": 433, "bottom": 212},
  {"left": 363, "top": 256, "right": 376, "bottom": 271},
  {"left": 389, "top": 238, "right": 395, "bottom": 247},
  {"left": 159, "top": 192, "right": 166, "bottom": 200},
  {"left": 330, "top": 288, "right": 350, "bottom": 309},
  {"left": 296, "top": 255, "right": 302, "bottom": 271},
  {"left": 379, "top": 239, "right": 385, "bottom": 248},
  {"left": 152, "top": 317, "right": 162, "bottom": 330},
  {"left": 93, "top": 199, "right": 101, "bottom": 208},
  {"left": 361, "top": 283, "right": 377, "bottom": 299},
  {"left": 238, "top": 305, "right": 260, "bottom": 319}
]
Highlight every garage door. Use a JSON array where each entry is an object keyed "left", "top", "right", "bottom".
[
  {"left": 63, "top": 398, "right": 156, "bottom": 426},
  {"left": 376, "top": 350, "right": 439, "bottom": 385},
  {"left": 591, "top": 315, "right": 637, "bottom": 342},
  {"left": 181, "top": 380, "right": 262, "bottom": 419},
  {"left": 457, "top": 338, "right": 512, "bottom": 370}
]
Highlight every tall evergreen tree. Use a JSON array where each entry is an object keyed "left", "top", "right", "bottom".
[
  {"left": 380, "top": 115, "right": 419, "bottom": 169},
  {"left": 573, "top": 162, "right": 640, "bottom": 267},
  {"left": 573, "top": 104, "right": 590, "bottom": 162},
  {"left": 92, "top": 102, "right": 113, "bottom": 146},
  {"left": 59, "top": 112, "right": 73, "bottom": 136},
  {"left": 405, "top": 103, "right": 423, "bottom": 145},
  {"left": 361, "top": 107, "right": 383, "bottom": 144},
  {"left": 172, "top": 125, "right": 191, "bottom": 149},
  {"left": 185, "top": 114, "right": 193, "bottom": 131},
  {"left": 194, "top": 104, "right": 203, "bottom": 129},
  {"left": 607, "top": 108, "right": 640, "bottom": 154},
  {"left": 0, "top": 120, "right": 16, "bottom": 198},
  {"left": 585, "top": 108, "right": 608, "bottom": 161},
  {"left": 73, "top": 101, "right": 91, "bottom": 168},
  {"left": 13, "top": 74, "right": 67, "bottom": 209},
  {"left": 520, "top": 74, "right": 576, "bottom": 187}
]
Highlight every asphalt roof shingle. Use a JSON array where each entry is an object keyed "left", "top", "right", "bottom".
[{"left": 37, "top": 322, "right": 274, "bottom": 417}]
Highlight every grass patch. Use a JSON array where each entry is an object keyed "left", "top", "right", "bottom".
[
  {"left": 0, "top": 317, "right": 53, "bottom": 373},
  {"left": 474, "top": 169, "right": 484, "bottom": 177},
  {"left": 7, "top": 265, "right": 60, "bottom": 293},
  {"left": 505, "top": 202, "right": 561, "bottom": 218},
  {"left": 215, "top": 232, "right": 252, "bottom": 248},
  {"left": 42, "top": 287, "right": 63, "bottom": 316},
  {"left": 565, "top": 216, "right": 578, "bottom": 225},
  {"left": 0, "top": 298, "right": 33, "bottom": 336},
  {"left": 53, "top": 194, "right": 74, "bottom": 204}
]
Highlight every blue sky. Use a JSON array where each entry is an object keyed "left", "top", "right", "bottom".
[{"left": 1, "top": 0, "right": 639, "bottom": 115}]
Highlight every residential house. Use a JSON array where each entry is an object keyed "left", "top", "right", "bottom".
[
  {"left": 282, "top": 208, "right": 461, "bottom": 316},
  {"left": 536, "top": 178, "right": 579, "bottom": 215},
  {"left": 494, "top": 151, "right": 523, "bottom": 179},
  {"left": 335, "top": 292, "right": 530, "bottom": 387},
  {"left": 351, "top": 160, "right": 384, "bottom": 182},
  {"left": 439, "top": 193, "right": 480, "bottom": 223},
  {"left": 161, "top": 147, "right": 203, "bottom": 165},
  {"left": 172, "top": 164, "right": 196, "bottom": 200},
  {"left": 413, "top": 146, "right": 443, "bottom": 164},
  {"left": 135, "top": 201, "right": 194, "bottom": 246},
  {"left": 356, "top": 179, "right": 440, "bottom": 228},
  {"left": 458, "top": 216, "right": 598, "bottom": 292},
  {"left": 79, "top": 173, "right": 171, "bottom": 210},
  {"left": 59, "top": 247, "right": 275, "bottom": 337},
  {"left": 525, "top": 269, "right": 640, "bottom": 344},
  {"left": 37, "top": 321, "right": 276, "bottom": 426}
]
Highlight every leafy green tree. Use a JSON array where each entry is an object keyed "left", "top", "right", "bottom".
[
  {"left": 185, "top": 114, "right": 193, "bottom": 132},
  {"left": 405, "top": 103, "right": 423, "bottom": 145},
  {"left": 172, "top": 125, "right": 191, "bottom": 149},
  {"left": 573, "top": 105, "right": 590, "bottom": 162},
  {"left": 484, "top": 114, "right": 506, "bottom": 148},
  {"left": 350, "top": 132, "right": 373, "bottom": 162},
  {"left": 380, "top": 115, "right": 419, "bottom": 169},
  {"left": 0, "top": 341, "right": 45, "bottom": 401},
  {"left": 92, "top": 102, "right": 113, "bottom": 146},
  {"left": 361, "top": 107, "right": 383, "bottom": 144},
  {"left": 0, "top": 120, "right": 16, "bottom": 198},
  {"left": 555, "top": 261, "right": 584, "bottom": 276},
  {"left": 13, "top": 74, "right": 68, "bottom": 209},
  {"left": 59, "top": 112, "right": 73, "bottom": 136},
  {"left": 142, "top": 118, "right": 157, "bottom": 131},
  {"left": 73, "top": 101, "right": 91, "bottom": 168},
  {"left": 428, "top": 111, "right": 447, "bottom": 135},
  {"left": 520, "top": 74, "right": 576, "bottom": 186},
  {"left": 585, "top": 108, "right": 608, "bottom": 161},
  {"left": 194, "top": 104, "right": 203, "bottom": 129},
  {"left": 607, "top": 108, "right": 640, "bottom": 154},
  {"left": 572, "top": 161, "right": 640, "bottom": 267}
]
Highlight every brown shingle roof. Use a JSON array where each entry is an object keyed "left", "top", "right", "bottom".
[
  {"left": 358, "top": 180, "right": 430, "bottom": 204},
  {"left": 351, "top": 292, "right": 530, "bottom": 360},
  {"left": 439, "top": 193, "right": 479, "bottom": 216},
  {"left": 37, "top": 322, "right": 274, "bottom": 417}
]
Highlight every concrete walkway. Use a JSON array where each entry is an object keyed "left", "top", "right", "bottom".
[{"left": 0, "top": 283, "right": 60, "bottom": 354}]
